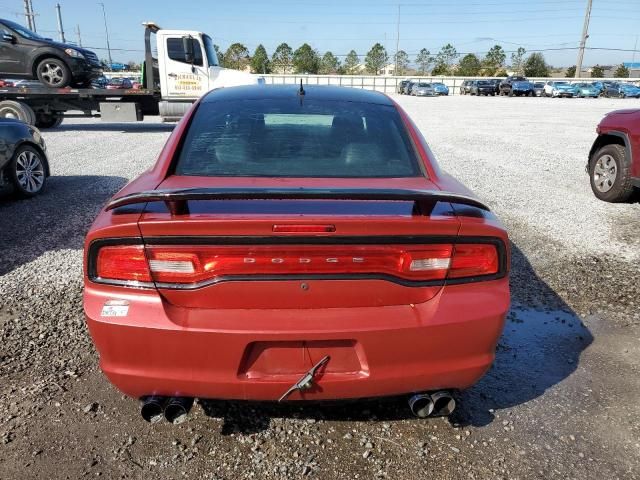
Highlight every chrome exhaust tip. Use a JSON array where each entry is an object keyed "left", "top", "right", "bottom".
[
  {"left": 164, "top": 397, "right": 194, "bottom": 424},
  {"left": 140, "top": 396, "right": 167, "bottom": 423},
  {"left": 430, "top": 391, "right": 456, "bottom": 417},
  {"left": 408, "top": 393, "right": 435, "bottom": 418}
]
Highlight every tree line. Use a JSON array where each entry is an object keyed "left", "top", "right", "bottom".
[{"left": 215, "top": 42, "right": 631, "bottom": 78}]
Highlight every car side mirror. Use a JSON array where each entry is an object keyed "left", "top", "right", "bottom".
[
  {"left": 183, "top": 36, "right": 195, "bottom": 64},
  {"left": 2, "top": 33, "right": 15, "bottom": 43}
]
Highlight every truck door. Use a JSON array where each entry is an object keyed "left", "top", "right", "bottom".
[{"left": 158, "top": 33, "right": 210, "bottom": 100}]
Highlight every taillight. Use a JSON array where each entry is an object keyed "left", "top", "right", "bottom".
[
  {"left": 145, "top": 245, "right": 454, "bottom": 285},
  {"left": 449, "top": 244, "right": 499, "bottom": 279},
  {"left": 95, "top": 245, "right": 152, "bottom": 283},
  {"left": 90, "top": 241, "right": 503, "bottom": 288}
]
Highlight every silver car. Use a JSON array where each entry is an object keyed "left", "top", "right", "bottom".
[{"left": 411, "top": 82, "right": 436, "bottom": 97}]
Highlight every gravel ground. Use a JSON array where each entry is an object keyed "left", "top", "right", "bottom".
[{"left": 0, "top": 95, "right": 639, "bottom": 480}]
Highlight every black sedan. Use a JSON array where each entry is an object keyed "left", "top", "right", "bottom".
[{"left": 0, "top": 118, "right": 50, "bottom": 197}]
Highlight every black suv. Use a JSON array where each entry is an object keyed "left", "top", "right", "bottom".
[{"left": 0, "top": 18, "right": 102, "bottom": 88}]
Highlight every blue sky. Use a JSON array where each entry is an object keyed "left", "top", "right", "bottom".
[{"left": 1, "top": 0, "right": 639, "bottom": 67}]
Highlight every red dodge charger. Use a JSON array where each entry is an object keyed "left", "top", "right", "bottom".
[{"left": 83, "top": 85, "right": 510, "bottom": 423}]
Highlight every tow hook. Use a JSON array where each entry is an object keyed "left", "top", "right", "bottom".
[{"left": 278, "top": 355, "right": 330, "bottom": 402}]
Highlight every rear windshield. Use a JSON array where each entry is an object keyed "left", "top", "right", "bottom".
[{"left": 175, "top": 98, "right": 421, "bottom": 178}]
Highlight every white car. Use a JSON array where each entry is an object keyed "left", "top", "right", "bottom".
[{"left": 543, "top": 81, "right": 576, "bottom": 98}]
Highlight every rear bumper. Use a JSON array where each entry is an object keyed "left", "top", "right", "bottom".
[{"left": 84, "top": 279, "right": 509, "bottom": 401}]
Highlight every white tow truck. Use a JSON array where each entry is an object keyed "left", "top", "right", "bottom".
[{"left": 0, "top": 22, "right": 260, "bottom": 128}]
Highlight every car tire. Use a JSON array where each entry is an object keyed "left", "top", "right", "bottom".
[
  {"left": 508, "top": 90, "right": 514, "bottom": 97},
  {"left": 7, "top": 145, "right": 48, "bottom": 198},
  {"left": 589, "top": 144, "right": 634, "bottom": 203},
  {"left": 36, "top": 57, "right": 71, "bottom": 88},
  {"left": 35, "top": 112, "right": 63, "bottom": 129},
  {"left": 0, "top": 100, "right": 36, "bottom": 125}
]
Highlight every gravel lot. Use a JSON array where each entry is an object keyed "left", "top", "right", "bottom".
[{"left": 1, "top": 95, "right": 639, "bottom": 479}]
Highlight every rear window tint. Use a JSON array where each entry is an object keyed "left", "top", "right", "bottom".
[{"left": 174, "top": 98, "right": 421, "bottom": 178}]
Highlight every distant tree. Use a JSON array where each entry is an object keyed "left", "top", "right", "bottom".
[
  {"left": 343, "top": 50, "right": 360, "bottom": 74},
  {"left": 614, "top": 64, "right": 630, "bottom": 78},
  {"left": 591, "top": 65, "right": 605, "bottom": 78},
  {"left": 250, "top": 44, "right": 271, "bottom": 74},
  {"left": 394, "top": 50, "right": 410, "bottom": 75},
  {"left": 482, "top": 45, "right": 506, "bottom": 75},
  {"left": 293, "top": 43, "right": 320, "bottom": 73},
  {"left": 415, "top": 48, "right": 433, "bottom": 75},
  {"left": 433, "top": 43, "right": 458, "bottom": 75},
  {"left": 565, "top": 65, "right": 576, "bottom": 78},
  {"left": 510, "top": 47, "right": 526, "bottom": 75},
  {"left": 364, "top": 43, "right": 388, "bottom": 75},
  {"left": 126, "top": 61, "right": 140, "bottom": 71},
  {"left": 456, "top": 53, "right": 481, "bottom": 76},
  {"left": 524, "top": 53, "right": 550, "bottom": 77},
  {"left": 319, "top": 51, "right": 340, "bottom": 74},
  {"left": 272, "top": 43, "right": 293, "bottom": 73},
  {"left": 495, "top": 67, "right": 508, "bottom": 77},
  {"left": 224, "top": 43, "right": 250, "bottom": 70}
]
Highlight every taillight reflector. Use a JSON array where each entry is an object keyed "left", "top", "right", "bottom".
[{"left": 96, "top": 245, "right": 151, "bottom": 282}]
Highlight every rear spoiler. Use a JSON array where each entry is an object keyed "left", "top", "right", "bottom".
[{"left": 105, "top": 188, "right": 490, "bottom": 215}]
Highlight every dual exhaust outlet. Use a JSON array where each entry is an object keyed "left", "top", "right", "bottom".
[
  {"left": 141, "top": 391, "right": 455, "bottom": 423},
  {"left": 140, "top": 396, "right": 194, "bottom": 424},
  {"left": 408, "top": 391, "right": 456, "bottom": 418}
]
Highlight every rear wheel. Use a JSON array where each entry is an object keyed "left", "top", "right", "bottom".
[
  {"left": 589, "top": 144, "right": 634, "bottom": 202},
  {"left": 35, "top": 57, "right": 71, "bottom": 88},
  {"left": 0, "top": 100, "right": 36, "bottom": 125},
  {"left": 7, "top": 145, "right": 48, "bottom": 197}
]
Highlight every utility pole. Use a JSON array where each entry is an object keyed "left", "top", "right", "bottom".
[
  {"left": 76, "top": 24, "right": 82, "bottom": 47},
  {"left": 99, "top": 2, "right": 113, "bottom": 68},
  {"left": 394, "top": 4, "right": 400, "bottom": 76},
  {"left": 28, "top": 0, "right": 36, "bottom": 32},
  {"left": 23, "top": 0, "right": 33, "bottom": 30},
  {"left": 575, "top": 0, "right": 593, "bottom": 78},
  {"left": 632, "top": 35, "right": 638, "bottom": 64},
  {"left": 55, "top": 3, "right": 65, "bottom": 43}
]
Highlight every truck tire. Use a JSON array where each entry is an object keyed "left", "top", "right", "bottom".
[
  {"left": 36, "top": 57, "right": 71, "bottom": 88},
  {"left": 7, "top": 145, "right": 48, "bottom": 197},
  {"left": 0, "top": 100, "right": 36, "bottom": 125},
  {"left": 35, "top": 112, "right": 63, "bottom": 129},
  {"left": 589, "top": 144, "right": 634, "bottom": 203}
]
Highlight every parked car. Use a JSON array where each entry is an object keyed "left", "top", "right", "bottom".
[
  {"left": 397, "top": 80, "right": 410, "bottom": 94},
  {"left": 403, "top": 81, "right": 416, "bottom": 95},
  {"left": 573, "top": 83, "right": 599, "bottom": 98},
  {"left": 0, "top": 117, "right": 49, "bottom": 197},
  {"left": 0, "top": 78, "right": 14, "bottom": 87},
  {"left": 542, "top": 81, "right": 576, "bottom": 98},
  {"left": 533, "top": 82, "right": 545, "bottom": 97},
  {"left": 431, "top": 82, "right": 449, "bottom": 95},
  {"left": 590, "top": 81, "right": 605, "bottom": 95},
  {"left": 587, "top": 109, "right": 640, "bottom": 202},
  {"left": 499, "top": 76, "right": 534, "bottom": 96},
  {"left": 91, "top": 75, "right": 109, "bottom": 89},
  {"left": 105, "top": 77, "right": 133, "bottom": 90},
  {"left": 459, "top": 80, "right": 473, "bottom": 95},
  {"left": 487, "top": 79, "right": 501, "bottom": 95},
  {"left": 83, "top": 85, "right": 510, "bottom": 423},
  {"left": 11, "top": 79, "right": 43, "bottom": 88},
  {"left": 411, "top": 82, "right": 435, "bottom": 96},
  {"left": 603, "top": 83, "right": 640, "bottom": 98},
  {"left": 0, "top": 18, "right": 103, "bottom": 88},
  {"left": 469, "top": 80, "right": 496, "bottom": 96}
]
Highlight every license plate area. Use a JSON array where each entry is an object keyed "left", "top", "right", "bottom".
[{"left": 238, "top": 340, "right": 367, "bottom": 380}]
